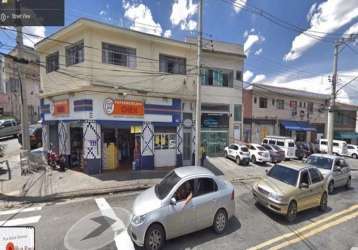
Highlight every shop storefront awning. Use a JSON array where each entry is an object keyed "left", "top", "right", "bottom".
[
  {"left": 280, "top": 120, "right": 317, "bottom": 132},
  {"left": 335, "top": 131, "right": 358, "bottom": 140}
]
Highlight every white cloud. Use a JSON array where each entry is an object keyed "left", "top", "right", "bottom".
[
  {"left": 252, "top": 74, "right": 266, "bottom": 83},
  {"left": 233, "top": 0, "right": 247, "bottom": 13},
  {"left": 170, "top": 0, "right": 198, "bottom": 31},
  {"left": 254, "top": 48, "right": 263, "bottom": 55},
  {"left": 23, "top": 26, "right": 45, "bottom": 47},
  {"left": 345, "top": 22, "right": 358, "bottom": 35},
  {"left": 243, "top": 70, "right": 254, "bottom": 82},
  {"left": 244, "top": 34, "right": 265, "bottom": 56},
  {"left": 306, "top": 3, "right": 317, "bottom": 21},
  {"left": 243, "top": 30, "right": 249, "bottom": 38},
  {"left": 99, "top": 10, "right": 106, "bottom": 16},
  {"left": 123, "top": 3, "right": 162, "bottom": 36},
  {"left": 284, "top": 0, "right": 358, "bottom": 61},
  {"left": 163, "top": 29, "right": 172, "bottom": 38}
]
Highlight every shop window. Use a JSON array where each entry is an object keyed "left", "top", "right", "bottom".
[
  {"left": 155, "top": 133, "right": 176, "bottom": 150},
  {"left": 259, "top": 97, "right": 267, "bottom": 108},
  {"left": 159, "top": 54, "right": 186, "bottom": 74},
  {"left": 66, "top": 40, "right": 84, "bottom": 66},
  {"left": 102, "top": 42, "right": 136, "bottom": 68},
  {"left": 234, "top": 104, "right": 242, "bottom": 121}
]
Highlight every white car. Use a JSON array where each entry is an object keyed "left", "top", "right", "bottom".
[
  {"left": 224, "top": 144, "right": 250, "bottom": 165},
  {"left": 347, "top": 144, "right": 358, "bottom": 159},
  {"left": 248, "top": 143, "right": 271, "bottom": 164},
  {"left": 305, "top": 154, "right": 351, "bottom": 194}
]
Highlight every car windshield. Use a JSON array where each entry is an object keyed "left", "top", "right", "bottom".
[
  {"left": 272, "top": 145, "right": 282, "bottom": 151},
  {"left": 262, "top": 144, "right": 271, "bottom": 150},
  {"left": 155, "top": 171, "right": 181, "bottom": 199},
  {"left": 267, "top": 165, "right": 299, "bottom": 186},
  {"left": 306, "top": 156, "right": 333, "bottom": 170},
  {"left": 257, "top": 146, "right": 266, "bottom": 151},
  {"left": 241, "top": 146, "right": 249, "bottom": 152}
]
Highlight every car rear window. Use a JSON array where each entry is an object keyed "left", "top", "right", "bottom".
[
  {"left": 277, "top": 141, "right": 284, "bottom": 146},
  {"left": 241, "top": 146, "right": 249, "bottom": 152},
  {"left": 262, "top": 144, "right": 271, "bottom": 150},
  {"left": 288, "top": 142, "right": 295, "bottom": 147},
  {"left": 268, "top": 165, "right": 299, "bottom": 186},
  {"left": 306, "top": 155, "right": 333, "bottom": 170},
  {"left": 257, "top": 146, "right": 266, "bottom": 151},
  {"left": 268, "top": 140, "right": 275, "bottom": 145},
  {"left": 272, "top": 145, "right": 282, "bottom": 151}
]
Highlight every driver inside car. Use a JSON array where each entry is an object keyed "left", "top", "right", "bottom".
[{"left": 175, "top": 181, "right": 193, "bottom": 207}]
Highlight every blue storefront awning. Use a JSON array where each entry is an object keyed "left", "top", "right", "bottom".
[{"left": 280, "top": 120, "right": 317, "bottom": 132}]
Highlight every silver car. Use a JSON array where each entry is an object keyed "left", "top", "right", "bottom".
[
  {"left": 128, "top": 166, "right": 235, "bottom": 250},
  {"left": 305, "top": 154, "right": 351, "bottom": 194}
]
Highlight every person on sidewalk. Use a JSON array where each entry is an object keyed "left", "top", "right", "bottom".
[{"left": 200, "top": 143, "right": 206, "bottom": 166}]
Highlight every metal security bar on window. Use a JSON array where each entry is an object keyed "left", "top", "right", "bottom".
[
  {"left": 66, "top": 40, "right": 84, "bottom": 66},
  {"left": 102, "top": 42, "right": 136, "bottom": 68},
  {"left": 159, "top": 54, "right": 186, "bottom": 74},
  {"left": 46, "top": 51, "right": 59, "bottom": 73}
]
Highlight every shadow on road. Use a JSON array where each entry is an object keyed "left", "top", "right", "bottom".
[{"left": 204, "top": 159, "right": 224, "bottom": 176}]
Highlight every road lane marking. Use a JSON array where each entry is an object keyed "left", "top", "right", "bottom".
[
  {"left": 247, "top": 204, "right": 358, "bottom": 250},
  {"left": 269, "top": 210, "right": 358, "bottom": 250},
  {"left": 0, "top": 206, "right": 42, "bottom": 216},
  {"left": 0, "top": 215, "right": 41, "bottom": 226},
  {"left": 95, "top": 198, "right": 135, "bottom": 250}
]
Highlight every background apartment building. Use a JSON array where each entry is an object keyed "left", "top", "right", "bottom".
[
  {"left": 0, "top": 46, "right": 41, "bottom": 123},
  {"left": 243, "top": 84, "right": 330, "bottom": 143},
  {"left": 334, "top": 102, "right": 358, "bottom": 144},
  {"left": 36, "top": 18, "right": 245, "bottom": 174}
]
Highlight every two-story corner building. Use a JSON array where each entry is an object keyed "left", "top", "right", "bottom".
[
  {"left": 35, "top": 18, "right": 245, "bottom": 174},
  {"left": 243, "top": 84, "right": 330, "bottom": 144},
  {"left": 0, "top": 46, "right": 41, "bottom": 123},
  {"left": 334, "top": 102, "right": 358, "bottom": 144}
]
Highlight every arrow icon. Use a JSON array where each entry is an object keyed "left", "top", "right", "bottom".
[{"left": 81, "top": 216, "right": 116, "bottom": 241}]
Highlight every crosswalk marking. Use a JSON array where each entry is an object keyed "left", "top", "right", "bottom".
[
  {"left": 0, "top": 206, "right": 42, "bottom": 216},
  {"left": 95, "top": 198, "right": 135, "bottom": 250},
  {"left": 0, "top": 215, "right": 41, "bottom": 226}
]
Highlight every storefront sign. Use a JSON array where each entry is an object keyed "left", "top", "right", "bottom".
[
  {"left": 201, "top": 113, "right": 229, "bottom": 128},
  {"left": 103, "top": 98, "right": 144, "bottom": 117},
  {"left": 52, "top": 99, "right": 69, "bottom": 116},
  {"left": 0, "top": 227, "right": 35, "bottom": 250}
]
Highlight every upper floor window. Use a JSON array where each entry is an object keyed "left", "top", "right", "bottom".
[
  {"left": 234, "top": 104, "right": 242, "bottom": 121},
  {"left": 259, "top": 97, "right": 267, "bottom": 108},
  {"left": 308, "top": 102, "right": 314, "bottom": 113},
  {"left": 102, "top": 42, "right": 136, "bottom": 68},
  {"left": 66, "top": 40, "right": 84, "bottom": 66},
  {"left": 201, "top": 67, "right": 233, "bottom": 87},
  {"left": 159, "top": 54, "right": 186, "bottom": 74},
  {"left": 276, "top": 99, "right": 284, "bottom": 109},
  {"left": 46, "top": 51, "right": 59, "bottom": 73},
  {"left": 236, "top": 71, "right": 243, "bottom": 81}
]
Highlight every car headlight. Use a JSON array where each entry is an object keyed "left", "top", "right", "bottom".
[
  {"left": 132, "top": 214, "right": 146, "bottom": 225},
  {"left": 269, "top": 192, "right": 284, "bottom": 202}
]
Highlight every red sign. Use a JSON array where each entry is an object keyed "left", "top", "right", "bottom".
[
  {"left": 53, "top": 100, "right": 69, "bottom": 116},
  {"left": 103, "top": 98, "right": 144, "bottom": 117}
]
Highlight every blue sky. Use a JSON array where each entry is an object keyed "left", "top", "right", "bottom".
[{"left": 1, "top": 0, "right": 357, "bottom": 104}]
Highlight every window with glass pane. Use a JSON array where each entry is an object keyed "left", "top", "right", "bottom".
[
  {"left": 201, "top": 68, "right": 233, "bottom": 87},
  {"left": 259, "top": 97, "right": 267, "bottom": 108},
  {"left": 102, "top": 42, "right": 136, "bottom": 68},
  {"left": 155, "top": 133, "right": 177, "bottom": 150},
  {"left": 159, "top": 54, "right": 186, "bottom": 74},
  {"left": 66, "top": 40, "right": 84, "bottom": 66},
  {"left": 276, "top": 99, "right": 284, "bottom": 109},
  {"left": 234, "top": 104, "right": 242, "bottom": 121},
  {"left": 46, "top": 51, "right": 59, "bottom": 73}
]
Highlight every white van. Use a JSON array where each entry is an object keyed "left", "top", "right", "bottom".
[
  {"left": 262, "top": 136, "right": 296, "bottom": 159},
  {"left": 319, "top": 139, "right": 348, "bottom": 156}
]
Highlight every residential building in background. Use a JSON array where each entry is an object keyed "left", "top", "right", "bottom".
[
  {"left": 0, "top": 46, "right": 41, "bottom": 123},
  {"left": 36, "top": 18, "right": 245, "bottom": 174},
  {"left": 334, "top": 102, "right": 358, "bottom": 144},
  {"left": 243, "top": 84, "right": 329, "bottom": 143}
]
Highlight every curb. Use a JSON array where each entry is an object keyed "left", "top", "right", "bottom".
[{"left": 0, "top": 183, "right": 153, "bottom": 204}]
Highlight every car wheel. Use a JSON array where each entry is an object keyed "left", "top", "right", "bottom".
[
  {"left": 345, "top": 177, "right": 351, "bottom": 189},
  {"left": 213, "top": 209, "right": 228, "bottom": 234},
  {"left": 286, "top": 201, "right": 297, "bottom": 223},
  {"left": 144, "top": 224, "right": 165, "bottom": 250},
  {"left": 236, "top": 156, "right": 241, "bottom": 165},
  {"left": 319, "top": 192, "right": 328, "bottom": 211},
  {"left": 352, "top": 154, "right": 357, "bottom": 159},
  {"left": 328, "top": 181, "right": 335, "bottom": 194},
  {"left": 251, "top": 155, "right": 256, "bottom": 164}
]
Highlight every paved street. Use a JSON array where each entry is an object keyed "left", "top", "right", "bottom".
[{"left": 0, "top": 151, "right": 357, "bottom": 250}]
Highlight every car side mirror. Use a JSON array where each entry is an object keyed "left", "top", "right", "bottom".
[
  {"left": 334, "top": 166, "right": 342, "bottom": 172},
  {"left": 300, "top": 183, "right": 309, "bottom": 189},
  {"left": 170, "top": 197, "right": 177, "bottom": 205}
]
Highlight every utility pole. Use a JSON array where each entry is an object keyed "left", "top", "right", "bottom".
[
  {"left": 327, "top": 42, "right": 339, "bottom": 155},
  {"left": 15, "top": 0, "right": 31, "bottom": 171},
  {"left": 194, "top": 0, "right": 203, "bottom": 166}
]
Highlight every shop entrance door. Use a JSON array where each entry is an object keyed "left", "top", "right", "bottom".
[
  {"left": 183, "top": 130, "right": 192, "bottom": 165},
  {"left": 117, "top": 129, "right": 134, "bottom": 170}
]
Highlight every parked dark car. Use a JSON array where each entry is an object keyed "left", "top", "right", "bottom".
[
  {"left": 18, "top": 125, "right": 42, "bottom": 149},
  {"left": 295, "top": 142, "right": 311, "bottom": 160},
  {"left": 261, "top": 144, "right": 285, "bottom": 163}
]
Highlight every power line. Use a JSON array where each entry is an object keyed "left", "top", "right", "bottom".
[{"left": 336, "top": 75, "right": 358, "bottom": 93}]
